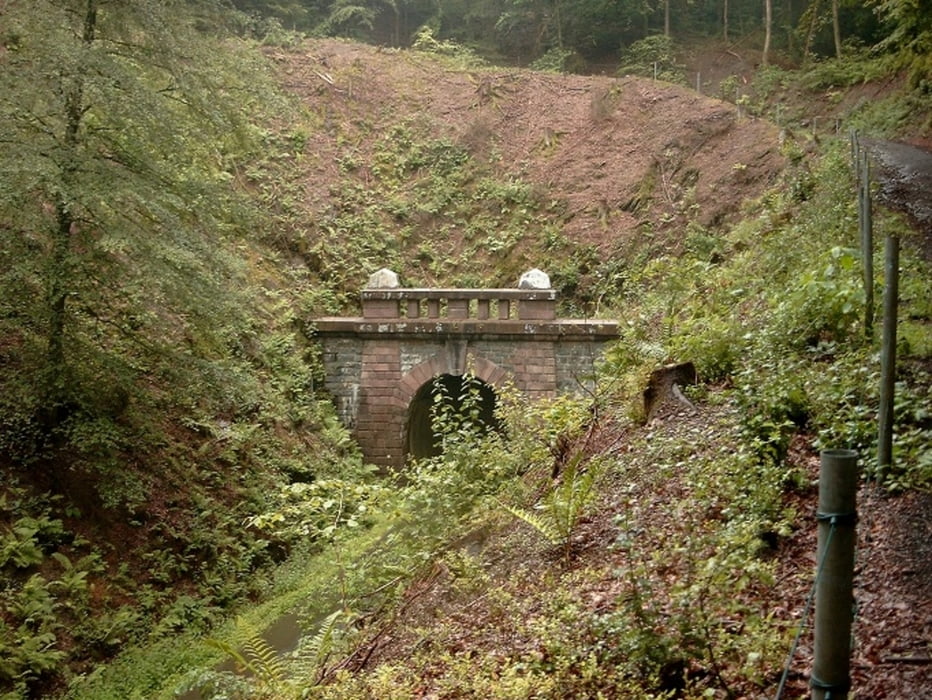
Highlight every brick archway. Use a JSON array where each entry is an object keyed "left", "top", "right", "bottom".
[
  {"left": 397, "top": 352, "right": 512, "bottom": 408},
  {"left": 313, "top": 282, "right": 617, "bottom": 468},
  {"left": 397, "top": 352, "right": 511, "bottom": 462}
]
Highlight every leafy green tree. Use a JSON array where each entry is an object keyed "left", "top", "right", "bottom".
[
  {"left": 230, "top": 0, "right": 315, "bottom": 28},
  {"left": 871, "top": 0, "right": 932, "bottom": 85},
  {"left": 0, "top": 0, "right": 267, "bottom": 474},
  {"left": 494, "top": 0, "right": 570, "bottom": 59},
  {"left": 318, "top": 0, "right": 437, "bottom": 45},
  {"left": 317, "top": 0, "right": 379, "bottom": 36},
  {"left": 561, "top": 0, "right": 653, "bottom": 57}
]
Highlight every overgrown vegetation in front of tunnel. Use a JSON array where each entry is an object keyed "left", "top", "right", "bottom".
[
  {"left": 2, "top": 1, "right": 931, "bottom": 696},
  {"left": 74, "top": 132, "right": 931, "bottom": 698}
]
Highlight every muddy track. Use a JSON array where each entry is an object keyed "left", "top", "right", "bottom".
[{"left": 865, "top": 139, "right": 932, "bottom": 258}]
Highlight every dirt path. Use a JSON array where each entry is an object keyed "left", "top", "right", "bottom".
[{"left": 865, "top": 139, "right": 932, "bottom": 255}]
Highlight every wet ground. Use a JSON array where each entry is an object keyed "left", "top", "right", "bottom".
[{"left": 865, "top": 139, "right": 932, "bottom": 256}]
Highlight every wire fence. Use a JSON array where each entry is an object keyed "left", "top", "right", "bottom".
[{"left": 773, "top": 517, "right": 839, "bottom": 700}]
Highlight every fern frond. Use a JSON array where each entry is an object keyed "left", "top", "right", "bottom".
[
  {"left": 205, "top": 637, "right": 254, "bottom": 676},
  {"left": 291, "top": 609, "right": 345, "bottom": 684},
  {"left": 502, "top": 502, "right": 562, "bottom": 545},
  {"left": 550, "top": 457, "right": 599, "bottom": 536},
  {"left": 242, "top": 633, "right": 285, "bottom": 685},
  {"left": 309, "top": 609, "right": 343, "bottom": 664},
  {"left": 504, "top": 454, "right": 606, "bottom": 550}
]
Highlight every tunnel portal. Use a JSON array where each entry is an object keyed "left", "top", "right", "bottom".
[
  {"left": 405, "top": 374, "right": 501, "bottom": 460},
  {"left": 312, "top": 270, "right": 618, "bottom": 467}
]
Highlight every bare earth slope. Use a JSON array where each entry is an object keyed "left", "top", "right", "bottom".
[{"left": 269, "top": 39, "right": 783, "bottom": 261}]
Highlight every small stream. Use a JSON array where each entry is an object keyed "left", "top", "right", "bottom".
[{"left": 175, "top": 612, "right": 304, "bottom": 699}]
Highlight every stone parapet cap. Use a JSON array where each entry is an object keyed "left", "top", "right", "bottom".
[
  {"left": 361, "top": 288, "right": 557, "bottom": 301},
  {"left": 313, "top": 317, "right": 619, "bottom": 340}
]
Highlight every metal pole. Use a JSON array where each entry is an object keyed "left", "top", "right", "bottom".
[
  {"left": 860, "top": 151, "right": 874, "bottom": 336},
  {"left": 811, "top": 449, "right": 859, "bottom": 700},
  {"left": 878, "top": 234, "right": 900, "bottom": 468}
]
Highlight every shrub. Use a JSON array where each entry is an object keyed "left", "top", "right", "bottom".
[
  {"left": 530, "top": 47, "right": 576, "bottom": 74},
  {"left": 618, "top": 35, "right": 686, "bottom": 85},
  {"left": 775, "top": 246, "right": 864, "bottom": 349}
]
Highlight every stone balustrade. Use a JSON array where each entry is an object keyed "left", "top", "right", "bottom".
[{"left": 361, "top": 287, "right": 557, "bottom": 322}]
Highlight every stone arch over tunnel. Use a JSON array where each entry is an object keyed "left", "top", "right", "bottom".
[
  {"left": 314, "top": 277, "right": 619, "bottom": 468},
  {"left": 398, "top": 353, "right": 511, "bottom": 462}
]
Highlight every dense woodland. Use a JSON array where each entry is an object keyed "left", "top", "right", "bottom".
[
  {"left": 230, "top": 0, "right": 924, "bottom": 70},
  {"left": 1, "top": 0, "right": 930, "bottom": 698}
]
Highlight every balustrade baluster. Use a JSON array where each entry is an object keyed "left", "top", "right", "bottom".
[{"left": 477, "top": 299, "right": 490, "bottom": 320}]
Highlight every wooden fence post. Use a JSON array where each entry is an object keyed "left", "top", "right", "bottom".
[{"left": 860, "top": 151, "right": 874, "bottom": 336}]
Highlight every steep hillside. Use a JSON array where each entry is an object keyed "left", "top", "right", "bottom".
[
  {"left": 5, "top": 31, "right": 930, "bottom": 700},
  {"left": 234, "top": 40, "right": 929, "bottom": 700},
  {"left": 260, "top": 39, "right": 785, "bottom": 307},
  {"left": 317, "top": 400, "right": 932, "bottom": 700}
]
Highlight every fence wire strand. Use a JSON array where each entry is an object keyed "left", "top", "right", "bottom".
[{"left": 774, "top": 518, "right": 839, "bottom": 700}]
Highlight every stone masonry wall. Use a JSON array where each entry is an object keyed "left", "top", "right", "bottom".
[
  {"left": 554, "top": 340, "right": 603, "bottom": 394},
  {"left": 318, "top": 333, "right": 613, "bottom": 468},
  {"left": 356, "top": 339, "right": 404, "bottom": 466},
  {"left": 319, "top": 337, "right": 362, "bottom": 430}
]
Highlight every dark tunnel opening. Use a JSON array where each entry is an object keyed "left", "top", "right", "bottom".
[{"left": 405, "top": 374, "right": 501, "bottom": 461}]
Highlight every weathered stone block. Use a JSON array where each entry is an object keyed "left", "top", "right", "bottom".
[
  {"left": 518, "top": 268, "right": 551, "bottom": 289},
  {"left": 518, "top": 299, "right": 557, "bottom": 320},
  {"left": 367, "top": 268, "right": 400, "bottom": 288},
  {"left": 362, "top": 298, "right": 399, "bottom": 319}
]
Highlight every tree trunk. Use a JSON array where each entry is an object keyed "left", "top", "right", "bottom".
[
  {"left": 762, "top": 0, "right": 772, "bottom": 65},
  {"left": 665, "top": 0, "right": 671, "bottom": 37},
  {"left": 47, "top": 203, "right": 71, "bottom": 399},
  {"left": 723, "top": 0, "right": 729, "bottom": 42},
  {"left": 803, "top": 0, "right": 821, "bottom": 64},
  {"left": 832, "top": 0, "right": 842, "bottom": 58},
  {"left": 554, "top": 0, "right": 564, "bottom": 49},
  {"left": 46, "top": 0, "right": 97, "bottom": 418}
]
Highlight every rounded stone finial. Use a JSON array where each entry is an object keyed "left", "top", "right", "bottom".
[
  {"left": 518, "top": 268, "right": 551, "bottom": 289},
  {"left": 367, "top": 268, "right": 400, "bottom": 289}
]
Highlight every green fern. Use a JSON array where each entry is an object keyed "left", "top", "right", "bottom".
[
  {"left": 205, "top": 611, "right": 348, "bottom": 697},
  {"left": 204, "top": 637, "right": 250, "bottom": 674},
  {"left": 206, "top": 627, "right": 285, "bottom": 690},
  {"left": 549, "top": 455, "right": 600, "bottom": 539},
  {"left": 502, "top": 502, "right": 563, "bottom": 545},
  {"left": 242, "top": 633, "right": 285, "bottom": 686},
  {"left": 291, "top": 609, "right": 345, "bottom": 682},
  {"left": 504, "top": 454, "right": 604, "bottom": 550}
]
